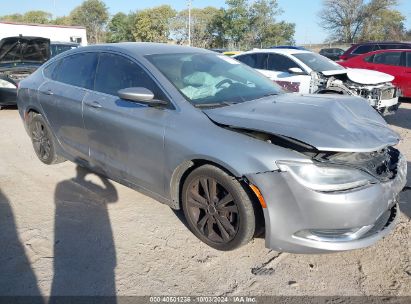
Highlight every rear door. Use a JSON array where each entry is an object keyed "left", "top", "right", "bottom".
[
  {"left": 83, "top": 52, "right": 171, "bottom": 195},
  {"left": 38, "top": 52, "right": 98, "bottom": 159},
  {"left": 401, "top": 52, "right": 411, "bottom": 97},
  {"left": 366, "top": 51, "right": 409, "bottom": 97}
]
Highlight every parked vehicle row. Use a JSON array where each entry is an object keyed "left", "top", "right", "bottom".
[
  {"left": 234, "top": 48, "right": 400, "bottom": 115},
  {"left": 340, "top": 49, "right": 411, "bottom": 98},
  {"left": 339, "top": 41, "right": 411, "bottom": 61},
  {"left": 17, "top": 43, "right": 407, "bottom": 253}
]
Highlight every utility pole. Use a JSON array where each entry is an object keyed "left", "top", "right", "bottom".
[
  {"left": 187, "top": 0, "right": 192, "bottom": 46},
  {"left": 52, "top": 0, "right": 57, "bottom": 19}
]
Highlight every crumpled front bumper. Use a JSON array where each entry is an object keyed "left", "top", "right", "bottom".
[{"left": 247, "top": 155, "right": 407, "bottom": 254}]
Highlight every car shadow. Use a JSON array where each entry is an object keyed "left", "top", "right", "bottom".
[
  {"left": 399, "top": 161, "right": 411, "bottom": 220},
  {"left": 385, "top": 105, "right": 411, "bottom": 129},
  {"left": 50, "top": 166, "right": 118, "bottom": 300},
  {"left": 0, "top": 189, "right": 44, "bottom": 302}
]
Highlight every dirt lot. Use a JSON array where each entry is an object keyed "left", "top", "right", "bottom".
[{"left": 0, "top": 104, "right": 410, "bottom": 297}]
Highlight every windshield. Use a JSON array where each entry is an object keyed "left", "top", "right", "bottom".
[
  {"left": 293, "top": 53, "right": 344, "bottom": 72},
  {"left": 146, "top": 53, "right": 283, "bottom": 107}
]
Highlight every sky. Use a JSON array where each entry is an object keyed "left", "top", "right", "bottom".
[{"left": 1, "top": 0, "right": 410, "bottom": 44}]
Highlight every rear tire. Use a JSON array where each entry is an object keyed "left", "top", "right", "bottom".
[
  {"left": 182, "top": 165, "right": 256, "bottom": 251},
  {"left": 29, "top": 114, "right": 65, "bottom": 165}
]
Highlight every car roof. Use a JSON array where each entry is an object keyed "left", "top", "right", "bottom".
[
  {"left": 72, "top": 42, "right": 212, "bottom": 57},
  {"left": 359, "top": 49, "right": 411, "bottom": 56},
  {"left": 239, "top": 48, "right": 311, "bottom": 56},
  {"left": 352, "top": 41, "right": 411, "bottom": 46},
  {"left": 51, "top": 41, "right": 80, "bottom": 46}
]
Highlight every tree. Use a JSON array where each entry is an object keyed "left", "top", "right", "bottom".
[
  {"left": 69, "top": 0, "right": 109, "bottom": 44},
  {"left": 319, "top": 0, "right": 405, "bottom": 43},
  {"left": 264, "top": 21, "right": 295, "bottom": 47},
  {"left": 360, "top": 8, "right": 405, "bottom": 41},
  {"left": 223, "top": 0, "right": 250, "bottom": 49},
  {"left": 170, "top": 7, "right": 220, "bottom": 47},
  {"left": 106, "top": 12, "right": 135, "bottom": 43},
  {"left": 249, "top": 0, "right": 285, "bottom": 47},
  {"left": 207, "top": 8, "right": 228, "bottom": 48},
  {"left": 24, "top": 11, "right": 52, "bottom": 24},
  {"left": 132, "top": 5, "right": 176, "bottom": 43},
  {"left": 0, "top": 13, "right": 24, "bottom": 22},
  {"left": 0, "top": 11, "right": 51, "bottom": 24},
  {"left": 53, "top": 16, "right": 72, "bottom": 26},
  {"left": 206, "top": 0, "right": 294, "bottom": 49}
]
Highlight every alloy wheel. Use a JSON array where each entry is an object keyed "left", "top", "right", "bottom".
[
  {"left": 186, "top": 177, "right": 239, "bottom": 244},
  {"left": 31, "top": 120, "right": 51, "bottom": 161}
]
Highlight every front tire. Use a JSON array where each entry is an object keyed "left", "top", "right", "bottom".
[
  {"left": 29, "top": 114, "right": 65, "bottom": 165},
  {"left": 182, "top": 165, "right": 256, "bottom": 251}
]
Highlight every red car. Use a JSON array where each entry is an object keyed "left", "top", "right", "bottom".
[{"left": 340, "top": 49, "right": 411, "bottom": 98}]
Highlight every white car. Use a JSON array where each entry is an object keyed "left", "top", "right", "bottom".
[{"left": 234, "top": 49, "right": 399, "bottom": 115}]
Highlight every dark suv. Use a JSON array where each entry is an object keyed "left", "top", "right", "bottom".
[{"left": 339, "top": 42, "right": 411, "bottom": 61}]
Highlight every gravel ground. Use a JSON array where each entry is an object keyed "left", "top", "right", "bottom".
[{"left": 0, "top": 104, "right": 410, "bottom": 297}]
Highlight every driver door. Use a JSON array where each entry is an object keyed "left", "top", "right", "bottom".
[{"left": 83, "top": 52, "right": 171, "bottom": 196}]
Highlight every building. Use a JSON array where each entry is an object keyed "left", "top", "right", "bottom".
[{"left": 0, "top": 22, "right": 88, "bottom": 46}]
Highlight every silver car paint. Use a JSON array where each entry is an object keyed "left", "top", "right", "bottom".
[
  {"left": 204, "top": 94, "right": 399, "bottom": 153},
  {"left": 247, "top": 155, "right": 407, "bottom": 253},
  {"left": 17, "top": 43, "right": 407, "bottom": 253}
]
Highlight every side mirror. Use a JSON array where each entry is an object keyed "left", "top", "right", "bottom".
[
  {"left": 288, "top": 67, "right": 305, "bottom": 75},
  {"left": 118, "top": 87, "right": 168, "bottom": 107}
]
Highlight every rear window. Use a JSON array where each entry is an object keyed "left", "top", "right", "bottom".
[{"left": 352, "top": 45, "right": 375, "bottom": 55}]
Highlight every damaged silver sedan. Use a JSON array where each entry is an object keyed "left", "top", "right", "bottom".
[{"left": 17, "top": 43, "right": 407, "bottom": 253}]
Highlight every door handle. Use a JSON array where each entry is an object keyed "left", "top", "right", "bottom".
[
  {"left": 85, "top": 101, "right": 102, "bottom": 109},
  {"left": 43, "top": 90, "right": 54, "bottom": 95}
]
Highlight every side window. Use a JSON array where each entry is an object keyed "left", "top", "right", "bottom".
[
  {"left": 364, "top": 55, "right": 374, "bottom": 63},
  {"left": 43, "top": 60, "right": 60, "bottom": 80},
  {"left": 373, "top": 52, "right": 402, "bottom": 66},
  {"left": 254, "top": 53, "right": 268, "bottom": 69},
  {"left": 236, "top": 54, "right": 256, "bottom": 68},
  {"left": 267, "top": 54, "right": 299, "bottom": 73},
  {"left": 56, "top": 53, "right": 97, "bottom": 89},
  {"left": 236, "top": 53, "right": 267, "bottom": 69},
  {"left": 352, "top": 45, "right": 374, "bottom": 54},
  {"left": 406, "top": 52, "right": 411, "bottom": 68},
  {"left": 94, "top": 53, "right": 168, "bottom": 101}
]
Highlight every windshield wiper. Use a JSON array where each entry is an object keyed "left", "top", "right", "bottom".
[{"left": 194, "top": 101, "right": 236, "bottom": 109}]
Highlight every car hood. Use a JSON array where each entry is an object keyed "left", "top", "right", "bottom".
[
  {"left": 0, "top": 36, "right": 50, "bottom": 65},
  {"left": 322, "top": 68, "right": 394, "bottom": 85},
  {"left": 203, "top": 94, "right": 399, "bottom": 153}
]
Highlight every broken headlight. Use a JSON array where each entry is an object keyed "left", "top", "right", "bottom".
[
  {"left": 0, "top": 79, "right": 17, "bottom": 89},
  {"left": 277, "top": 161, "right": 378, "bottom": 192}
]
